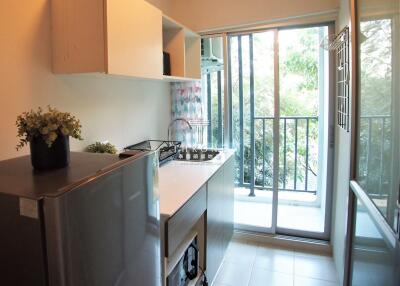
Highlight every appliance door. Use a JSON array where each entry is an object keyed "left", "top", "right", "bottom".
[
  {"left": 349, "top": 181, "right": 400, "bottom": 286},
  {"left": 43, "top": 153, "right": 161, "bottom": 286}
]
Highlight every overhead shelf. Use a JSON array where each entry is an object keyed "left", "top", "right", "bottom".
[
  {"left": 163, "top": 75, "right": 201, "bottom": 82},
  {"left": 51, "top": 0, "right": 200, "bottom": 83},
  {"left": 162, "top": 15, "right": 201, "bottom": 80}
]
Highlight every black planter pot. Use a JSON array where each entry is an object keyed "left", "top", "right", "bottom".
[{"left": 30, "top": 135, "right": 70, "bottom": 170}]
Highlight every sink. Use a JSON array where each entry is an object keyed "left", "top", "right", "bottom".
[{"left": 175, "top": 148, "right": 220, "bottom": 162}]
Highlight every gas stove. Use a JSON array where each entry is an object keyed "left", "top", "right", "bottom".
[{"left": 120, "top": 140, "right": 181, "bottom": 165}]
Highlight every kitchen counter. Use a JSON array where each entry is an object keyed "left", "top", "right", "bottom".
[{"left": 159, "top": 149, "right": 235, "bottom": 217}]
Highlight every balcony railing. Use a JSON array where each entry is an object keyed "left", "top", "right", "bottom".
[
  {"left": 236, "top": 116, "right": 319, "bottom": 195},
  {"left": 358, "top": 115, "right": 392, "bottom": 199},
  {"left": 234, "top": 115, "right": 392, "bottom": 199}
]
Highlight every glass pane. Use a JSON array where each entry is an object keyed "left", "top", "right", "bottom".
[
  {"left": 356, "top": 0, "right": 400, "bottom": 229},
  {"left": 254, "top": 31, "right": 275, "bottom": 118},
  {"left": 350, "top": 196, "right": 399, "bottom": 285},
  {"left": 230, "top": 31, "right": 275, "bottom": 229},
  {"left": 277, "top": 26, "right": 329, "bottom": 233},
  {"left": 201, "top": 36, "right": 224, "bottom": 149}
]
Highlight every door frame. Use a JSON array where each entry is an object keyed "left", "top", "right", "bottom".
[
  {"left": 206, "top": 22, "right": 336, "bottom": 240},
  {"left": 274, "top": 23, "right": 336, "bottom": 241},
  {"left": 344, "top": 0, "right": 400, "bottom": 283}
]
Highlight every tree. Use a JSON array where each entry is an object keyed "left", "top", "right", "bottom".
[{"left": 205, "top": 27, "right": 323, "bottom": 191}]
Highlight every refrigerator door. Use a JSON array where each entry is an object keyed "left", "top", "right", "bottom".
[{"left": 44, "top": 153, "right": 161, "bottom": 286}]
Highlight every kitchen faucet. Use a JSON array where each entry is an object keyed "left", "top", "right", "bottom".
[{"left": 167, "top": 118, "right": 193, "bottom": 144}]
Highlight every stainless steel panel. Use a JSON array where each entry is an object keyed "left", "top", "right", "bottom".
[{"left": 44, "top": 153, "right": 161, "bottom": 286}]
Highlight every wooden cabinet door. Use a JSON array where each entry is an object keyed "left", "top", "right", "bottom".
[
  {"left": 51, "top": 0, "right": 106, "bottom": 73},
  {"left": 105, "top": 0, "right": 163, "bottom": 79}
]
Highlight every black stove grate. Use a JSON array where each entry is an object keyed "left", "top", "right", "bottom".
[{"left": 123, "top": 140, "right": 181, "bottom": 165}]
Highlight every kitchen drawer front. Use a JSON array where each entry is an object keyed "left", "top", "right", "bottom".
[{"left": 165, "top": 185, "right": 206, "bottom": 257}]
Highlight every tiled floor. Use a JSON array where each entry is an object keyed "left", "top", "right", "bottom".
[{"left": 213, "top": 238, "right": 339, "bottom": 286}]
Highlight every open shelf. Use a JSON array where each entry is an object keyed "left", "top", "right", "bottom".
[
  {"left": 163, "top": 75, "right": 200, "bottom": 82},
  {"left": 162, "top": 15, "right": 201, "bottom": 81}
]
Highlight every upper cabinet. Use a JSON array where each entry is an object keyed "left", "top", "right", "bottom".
[
  {"left": 51, "top": 0, "right": 200, "bottom": 81},
  {"left": 106, "top": 0, "right": 163, "bottom": 79},
  {"left": 162, "top": 15, "right": 201, "bottom": 81}
]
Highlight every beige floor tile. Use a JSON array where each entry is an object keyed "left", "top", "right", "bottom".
[
  {"left": 294, "top": 276, "right": 339, "bottom": 286},
  {"left": 257, "top": 244, "right": 295, "bottom": 257},
  {"left": 216, "top": 240, "right": 339, "bottom": 286},
  {"left": 224, "top": 240, "right": 258, "bottom": 265},
  {"left": 249, "top": 267, "right": 293, "bottom": 286},
  {"left": 294, "top": 250, "right": 332, "bottom": 261},
  {"left": 253, "top": 248, "right": 294, "bottom": 274},
  {"left": 294, "top": 255, "right": 338, "bottom": 282},
  {"left": 214, "top": 260, "right": 253, "bottom": 286}
]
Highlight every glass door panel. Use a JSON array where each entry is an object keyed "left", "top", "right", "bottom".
[
  {"left": 348, "top": 0, "right": 400, "bottom": 284},
  {"left": 277, "top": 26, "right": 330, "bottom": 234},
  {"left": 225, "top": 24, "right": 333, "bottom": 238},
  {"left": 350, "top": 184, "right": 400, "bottom": 286},
  {"left": 356, "top": 0, "right": 400, "bottom": 229},
  {"left": 230, "top": 31, "right": 275, "bottom": 230}
]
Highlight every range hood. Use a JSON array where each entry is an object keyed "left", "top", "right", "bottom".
[{"left": 201, "top": 37, "right": 224, "bottom": 73}]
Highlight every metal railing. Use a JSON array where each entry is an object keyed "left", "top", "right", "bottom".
[
  {"left": 358, "top": 115, "right": 392, "bottom": 199},
  {"left": 237, "top": 116, "right": 319, "bottom": 195}
]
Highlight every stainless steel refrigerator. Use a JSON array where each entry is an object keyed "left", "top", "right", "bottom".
[{"left": 0, "top": 152, "right": 161, "bottom": 286}]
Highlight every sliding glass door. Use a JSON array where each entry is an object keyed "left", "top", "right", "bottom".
[
  {"left": 226, "top": 24, "right": 334, "bottom": 239},
  {"left": 230, "top": 31, "right": 276, "bottom": 230},
  {"left": 277, "top": 26, "right": 333, "bottom": 237},
  {"left": 347, "top": 0, "right": 400, "bottom": 284}
]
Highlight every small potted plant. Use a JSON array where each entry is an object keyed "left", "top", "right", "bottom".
[
  {"left": 16, "top": 106, "right": 83, "bottom": 170},
  {"left": 86, "top": 142, "right": 118, "bottom": 154}
]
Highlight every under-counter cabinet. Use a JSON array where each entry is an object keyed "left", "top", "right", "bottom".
[
  {"left": 162, "top": 186, "right": 207, "bottom": 286},
  {"left": 51, "top": 0, "right": 201, "bottom": 81},
  {"left": 159, "top": 152, "right": 235, "bottom": 286},
  {"left": 206, "top": 156, "right": 235, "bottom": 283}
]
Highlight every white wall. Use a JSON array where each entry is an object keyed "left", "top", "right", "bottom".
[
  {"left": 167, "top": 0, "right": 339, "bottom": 32},
  {"left": 0, "top": 0, "right": 171, "bottom": 160},
  {"left": 331, "top": 0, "right": 351, "bottom": 284}
]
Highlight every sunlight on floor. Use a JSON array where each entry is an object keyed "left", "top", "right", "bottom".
[{"left": 234, "top": 188, "right": 325, "bottom": 233}]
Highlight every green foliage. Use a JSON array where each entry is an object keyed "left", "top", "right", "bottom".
[
  {"left": 16, "top": 106, "right": 83, "bottom": 150},
  {"left": 205, "top": 28, "right": 324, "bottom": 189},
  {"left": 86, "top": 142, "right": 118, "bottom": 154},
  {"left": 359, "top": 19, "right": 392, "bottom": 116},
  {"left": 357, "top": 19, "right": 394, "bottom": 196},
  {"left": 237, "top": 29, "right": 320, "bottom": 188},
  {"left": 282, "top": 29, "right": 319, "bottom": 91}
]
